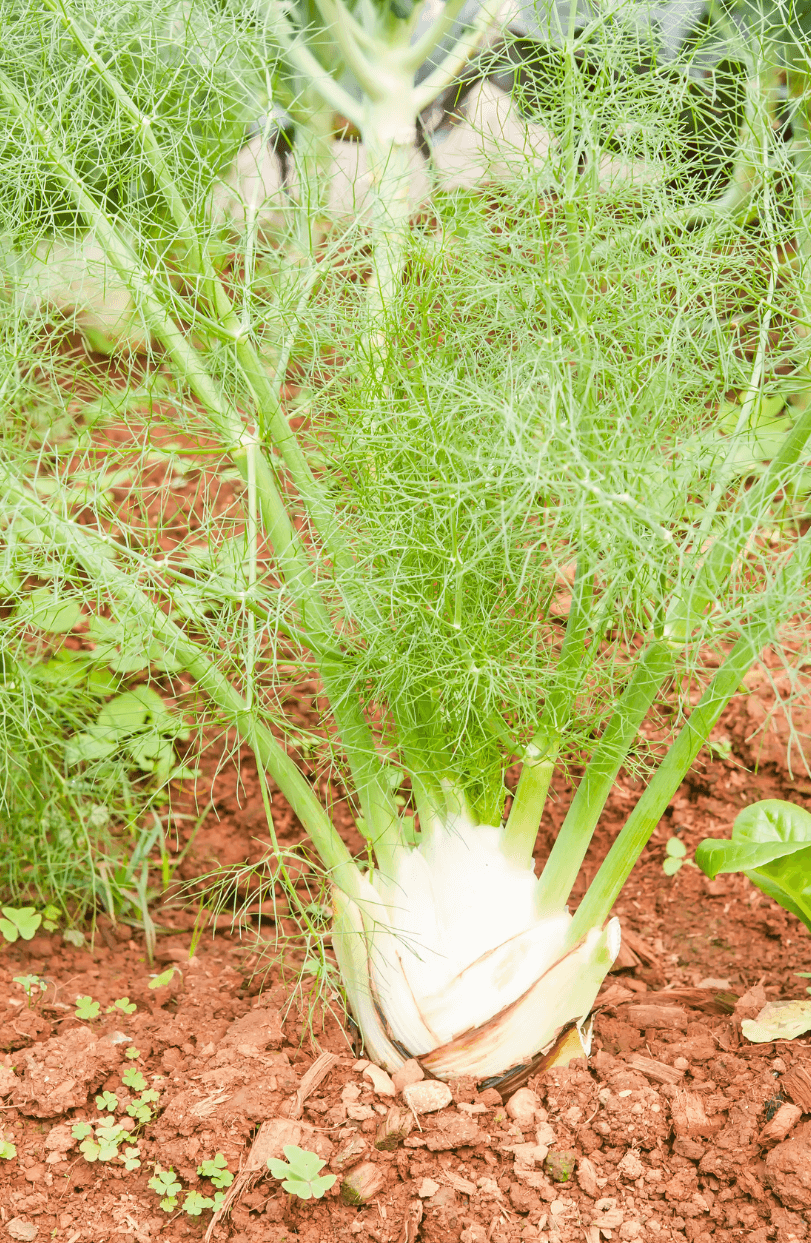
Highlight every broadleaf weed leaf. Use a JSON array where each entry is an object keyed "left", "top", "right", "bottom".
[
  {"left": 122, "top": 1067, "right": 147, "bottom": 1091},
  {"left": 74, "top": 995, "right": 100, "bottom": 1020},
  {"left": 0, "top": 1140, "right": 16, "bottom": 1160},
  {"left": 1, "top": 907, "right": 42, "bottom": 941},
  {"left": 95, "top": 1091, "right": 119, "bottom": 1112},
  {"left": 182, "top": 1190, "right": 214, "bottom": 1216},
  {"left": 267, "top": 1145, "right": 336, "bottom": 1199},
  {"left": 108, "top": 997, "right": 137, "bottom": 1014}
]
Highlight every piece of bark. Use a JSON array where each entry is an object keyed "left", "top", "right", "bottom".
[
  {"left": 624, "top": 1054, "right": 685, "bottom": 1085},
  {"left": 621, "top": 1004, "right": 689, "bottom": 1030},
  {"left": 288, "top": 1051, "right": 340, "bottom": 1120},
  {"left": 782, "top": 1065, "right": 811, "bottom": 1113},
  {"left": 669, "top": 1090, "right": 723, "bottom": 1140},
  {"left": 640, "top": 988, "right": 738, "bottom": 1015},
  {"left": 375, "top": 1106, "right": 415, "bottom": 1150},
  {"left": 758, "top": 1103, "right": 803, "bottom": 1147},
  {"left": 400, "top": 1199, "right": 424, "bottom": 1243}
]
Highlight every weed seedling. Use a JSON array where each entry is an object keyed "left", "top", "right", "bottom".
[
  {"left": 198, "top": 1152, "right": 234, "bottom": 1189},
  {"left": 182, "top": 1190, "right": 215, "bottom": 1216},
  {"left": 74, "top": 995, "right": 100, "bottom": 1020},
  {"left": 122, "top": 1066, "right": 147, "bottom": 1091},
  {"left": 267, "top": 1145, "right": 336, "bottom": 1200},
  {"left": 127, "top": 1089, "right": 159, "bottom": 1123},
  {"left": 148, "top": 967, "right": 177, "bottom": 990},
  {"left": 0, "top": 907, "right": 42, "bottom": 942},
  {"left": 663, "top": 837, "right": 688, "bottom": 876},
  {"left": 95, "top": 1091, "right": 119, "bottom": 1112},
  {"left": 13, "top": 975, "right": 46, "bottom": 1000},
  {"left": 149, "top": 1165, "right": 182, "bottom": 1211},
  {"left": 125, "top": 1047, "right": 140, "bottom": 1060},
  {"left": 107, "top": 997, "right": 136, "bottom": 1014},
  {"left": 0, "top": 1140, "right": 16, "bottom": 1160}
]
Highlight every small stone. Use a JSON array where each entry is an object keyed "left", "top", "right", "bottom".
[
  {"left": 506, "top": 1087, "right": 540, "bottom": 1129},
  {"left": 340, "top": 1161, "right": 387, "bottom": 1206},
  {"left": 403, "top": 1080, "right": 452, "bottom": 1114},
  {"left": 577, "top": 1156, "right": 602, "bottom": 1199},
  {"left": 352, "top": 1059, "right": 370, "bottom": 1071},
  {"left": 478, "top": 1087, "right": 502, "bottom": 1106},
  {"left": 363, "top": 1063, "right": 396, "bottom": 1097},
  {"left": 765, "top": 1126, "right": 811, "bottom": 1209},
  {"left": 418, "top": 1178, "right": 440, "bottom": 1198},
  {"left": 617, "top": 1151, "right": 645, "bottom": 1181},
  {"left": 673, "top": 1057, "right": 689, "bottom": 1071},
  {"left": 460, "top": 1225, "right": 488, "bottom": 1243},
  {"left": 544, "top": 1149, "right": 577, "bottom": 1183},
  {"left": 619, "top": 1223, "right": 643, "bottom": 1240},
  {"left": 758, "top": 1102, "right": 802, "bottom": 1147},
  {"left": 392, "top": 1059, "right": 425, "bottom": 1093},
  {"left": 8, "top": 1222, "right": 38, "bottom": 1242}
]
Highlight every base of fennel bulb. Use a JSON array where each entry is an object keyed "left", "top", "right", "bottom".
[{"left": 332, "top": 814, "right": 621, "bottom": 1082}]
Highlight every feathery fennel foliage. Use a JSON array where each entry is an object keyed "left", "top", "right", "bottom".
[{"left": 0, "top": 0, "right": 809, "bottom": 1073}]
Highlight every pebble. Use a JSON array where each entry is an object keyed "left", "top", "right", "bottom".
[
  {"left": 506, "top": 1087, "right": 540, "bottom": 1129},
  {"left": 392, "top": 1057, "right": 425, "bottom": 1093},
  {"left": 617, "top": 1151, "right": 645, "bottom": 1180},
  {"left": 363, "top": 1063, "right": 396, "bottom": 1096},
  {"left": 7, "top": 1223, "right": 38, "bottom": 1243},
  {"left": 418, "top": 1177, "right": 440, "bottom": 1198},
  {"left": 403, "top": 1080, "right": 453, "bottom": 1114}
]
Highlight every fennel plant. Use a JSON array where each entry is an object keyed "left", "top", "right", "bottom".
[{"left": 1, "top": 0, "right": 810, "bottom": 1082}]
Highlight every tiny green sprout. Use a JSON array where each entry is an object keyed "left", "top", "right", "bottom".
[
  {"left": 96, "top": 1122, "right": 127, "bottom": 1161},
  {"left": 0, "top": 1140, "right": 16, "bottom": 1160},
  {"left": 707, "top": 736, "right": 733, "bottom": 760},
  {"left": 198, "top": 1152, "right": 234, "bottom": 1189},
  {"left": 127, "top": 1089, "right": 160, "bottom": 1123},
  {"left": 148, "top": 966, "right": 177, "bottom": 990},
  {"left": 13, "top": 974, "right": 46, "bottom": 997},
  {"left": 0, "top": 906, "right": 42, "bottom": 942},
  {"left": 663, "top": 837, "right": 688, "bottom": 876},
  {"left": 267, "top": 1144, "right": 337, "bottom": 1200},
  {"left": 108, "top": 997, "right": 136, "bottom": 1014},
  {"left": 149, "top": 1165, "right": 182, "bottom": 1211},
  {"left": 796, "top": 972, "right": 811, "bottom": 995},
  {"left": 42, "top": 905, "right": 61, "bottom": 933},
  {"left": 95, "top": 1091, "right": 119, "bottom": 1112},
  {"left": 125, "top": 1046, "right": 140, "bottom": 1060},
  {"left": 182, "top": 1190, "right": 214, "bottom": 1216},
  {"left": 121, "top": 1145, "right": 141, "bottom": 1171},
  {"left": 122, "top": 1066, "right": 147, "bottom": 1091},
  {"left": 71, "top": 1122, "right": 93, "bottom": 1141},
  {"left": 74, "top": 995, "right": 100, "bottom": 1020}
]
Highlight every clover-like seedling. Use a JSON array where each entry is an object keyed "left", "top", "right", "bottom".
[
  {"left": 95, "top": 1091, "right": 119, "bottom": 1112},
  {"left": 108, "top": 996, "right": 136, "bottom": 1014},
  {"left": 0, "top": 906, "right": 42, "bottom": 942},
  {"left": 125, "top": 1046, "right": 140, "bottom": 1060},
  {"left": 663, "top": 837, "right": 687, "bottom": 876},
  {"left": 0, "top": 1140, "right": 16, "bottom": 1160},
  {"left": 267, "top": 1145, "right": 336, "bottom": 1200},
  {"left": 182, "top": 1190, "right": 214, "bottom": 1216},
  {"left": 96, "top": 1122, "right": 128, "bottom": 1161},
  {"left": 13, "top": 974, "right": 46, "bottom": 998},
  {"left": 127, "top": 1089, "right": 159, "bottom": 1124},
  {"left": 198, "top": 1152, "right": 233, "bottom": 1189},
  {"left": 74, "top": 995, "right": 100, "bottom": 1020},
  {"left": 149, "top": 1165, "right": 182, "bottom": 1211},
  {"left": 121, "top": 1145, "right": 141, "bottom": 1171},
  {"left": 71, "top": 1122, "right": 93, "bottom": 1141},
  {"left": 122, "top": 1066, "right": 147, "bottom": 1091}
]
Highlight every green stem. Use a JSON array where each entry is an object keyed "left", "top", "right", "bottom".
[
  {"left": 569, "top": 539, "right": 809, "bottom": 943},
  {"left": 534, "top": 639, "right": 675, "bottom": 915},
  {"left": 501, "top": 557, "right": 594, "bottom": 866},
  {"left": 789, "top": 68, "right": 811, "bottom": 403},
  {"left": 2, "top": 474, "right": 363, "bottom": 902}
]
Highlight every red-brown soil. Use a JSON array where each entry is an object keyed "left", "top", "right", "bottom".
[{"left": 2, "top": 667, "right": 810, "bottom": 1243}]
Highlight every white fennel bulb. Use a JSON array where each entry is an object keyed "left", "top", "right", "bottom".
[{"left": 332, "top": 811, "right": 621, "bottom": 1080}]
